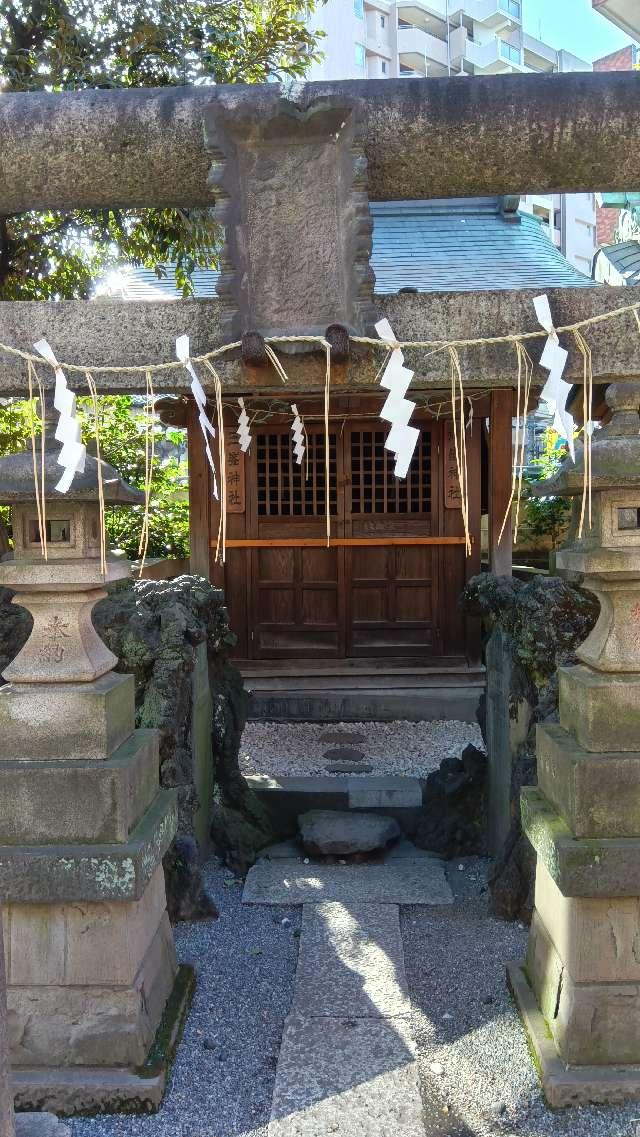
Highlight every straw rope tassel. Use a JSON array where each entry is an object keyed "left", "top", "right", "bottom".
[
  {"left": 497, "top": 341, "right": 523, "bottom": 546},
  {"left": 323, "top": 339, "right": 331, "bottom": 547},
  {"left": 203, "top": 360, "right": 227, "bottom": 565},
  {"left": 513, "top": 343, "right": 534, "bottom": 544},
  {"left": 27, "top": 359, "right": 47, "bottom": 561},
  {"left": 85, "top": 372, "right": 107, "bottom": 578},
  {"left": 448, "top": 347, "right": 471, "bottom": 556},
  {"left": 573, "top": 330, "right": 594, "bottom": 539},
  {"left": 137, "top": 370, "right": 156, "bottom": 576}
]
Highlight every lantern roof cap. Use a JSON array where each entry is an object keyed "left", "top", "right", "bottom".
[{"left": 0, "top": 441, "right": 144, "bottom": 504}]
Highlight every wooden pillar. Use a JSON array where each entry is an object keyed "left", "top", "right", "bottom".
[
  {"left": 489, "top": 389, "right": 513, "bottom": 577},
  {"left": 187, "top": 401, "right": 212, "bottom": 581}
]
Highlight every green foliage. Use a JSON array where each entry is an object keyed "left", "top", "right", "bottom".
[
  {"left": 0, "top": 0, "right": 323, "bottom": 299},
  {"left": 0, "top": 395, "right": 189, "bottom": 560},
  {"left": 521, "top": 428, "right": 571, "bottom": 549}
]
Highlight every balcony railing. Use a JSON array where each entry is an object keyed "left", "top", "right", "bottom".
[
  {"left": 397, "top": 24, "right": 448, "bottom": 66},
  {"left": 450, "top": 0, "right": 522, "bottom": 27}
]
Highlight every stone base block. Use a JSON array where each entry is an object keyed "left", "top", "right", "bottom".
[
  {"left": 3, "top": 866, "right": 167, "bottom": 988},
  {"left": 521, "top": 787, "right": 640, "bottom": 897},
  {"left": 508, "top": 963, "right": 640, "bottom": 1108},
  {"left": 0, "top": 729, "right": 160, "bottom": 845},
  {"left": 8, "top": 912, "right": 177, "bottom": 1069},
  {"left": 12, "top": 965, "right": 195, "bottom": 1115},
  {"left": 533, "top": 861, "right": 640, "bottom": 983},
  {"left": 0, "top": 789, "right": 176, "bottom": 903},
  {"left": 559, "top": 665, "right": 640, "bottom": 753},
  {"left": 0, "top": 673, "right": 135, "bottom": 762},
  {"left": 527, "top": 909, "right": 640, "bottom": 1065},
  {"left": 537, "top": 723, "right": 640, "bottom": 838}
]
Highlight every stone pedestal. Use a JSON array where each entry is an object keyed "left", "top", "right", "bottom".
[
  {"left": 0, "top": 449, "right": 187, "bottom": 1115},
  {"left": 1, "top": 919, "right": 15, "bottom": 1137},
  {"left": 510, "top": 382, "right": 640, "bottom": 1106}
]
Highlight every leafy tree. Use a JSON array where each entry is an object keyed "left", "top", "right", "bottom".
[
  {"left": 522, "top": 428, "right": 571, "bottom": 550},
  {"left": 0, "top": 0, "right": 322, "bottom": 299}
]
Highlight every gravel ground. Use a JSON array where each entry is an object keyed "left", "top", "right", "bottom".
[
  {"left": 239, "top": 720, "right": 484, "bottom": 778},
  {"left": 70, "top": 861, "right": 300, "bottom": 1137},
  {"left": 403, "top": 858, "right": 638, "bottom": 1137}
]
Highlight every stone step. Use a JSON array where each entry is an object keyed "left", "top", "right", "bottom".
[
  {"left": 247, "top": 686, "right": 482, "bottom": 724},
  {"left": 243, "top": 856, "right": 453, "bottom": 906},
  {"left": 246, "top": 773, "right": 424, "bottom": 836}
]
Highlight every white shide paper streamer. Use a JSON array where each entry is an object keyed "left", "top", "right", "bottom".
[
  {"left": 175, "top": 335, "right": 219, "bottom": 498},
  {"left": 33, "top": 338, "right": 86, "bottom": 493},
  {"left": 533, "top": 295, "right": 575, "bottom": 462},
  {"left": 291, "top": 404, "right": 305, "bottom": 466},
  {"left": 375, "top": 318, "right": 420, "bottom": 479},
  {"left": 237, "top": 398, "right": 252, "bottom": 453}
]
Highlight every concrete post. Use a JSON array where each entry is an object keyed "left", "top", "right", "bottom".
[{"left": 509, "top": 381, "right": 640, "bottom": 1106}]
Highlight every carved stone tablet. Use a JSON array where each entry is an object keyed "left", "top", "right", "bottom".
[{"left": 205, "top": 96, "right": 376, "bottom": 345}]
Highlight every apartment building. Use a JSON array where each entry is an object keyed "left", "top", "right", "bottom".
[{"left": 306, "top": 0, "right": 597, "bottom": 275}]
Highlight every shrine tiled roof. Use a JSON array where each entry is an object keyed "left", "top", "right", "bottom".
[{"left": 95, "top": 197, "right": 597, "bottom": 300}]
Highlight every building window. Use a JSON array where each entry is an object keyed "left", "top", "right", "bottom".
[
  {"left": 354, "top": 42, "right": 366, "bottom": 68},
  {"left": 499, "top": 0, "right": 521, "bottom": 17},
  {"left": 499, "top": 40, "right": 522, "bottom": 65},
  {"left": 354, "top": 0, "right": 364, "bottom": 18},
  {"left": 381, "top": 60, "right": 387, "bottom": 73}
]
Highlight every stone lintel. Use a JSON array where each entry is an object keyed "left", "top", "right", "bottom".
[
  {"left": 0, "top": 790, "right": 176, "bottom": 903},
  {"left": 559, "top": 665, "right": 640, "bottom": 754},
  {"left": 2, "top": 75, "right": 640, "bottom": 213},
  {"left": 0, "top": 730, "right": 160, "bottom": 845},
  {"left": 521, "top": 787, "right": 640, "bottom": 898},
  {"left": 527, "top": 909, "right": 640, "bottom": 1066},
  {"left": 1, "top": 287, "right": 640, "bottom": 397},
  {"left": 508, "top": 963, "right": 640, "bottom": 1108},
  {"left": 537, "top": 723, "right": 640, "bottom": 838},
  {"left": 0, "top": 673, "right": 135, "bottom": 762}
]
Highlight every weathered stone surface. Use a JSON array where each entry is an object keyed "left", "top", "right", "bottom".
[
  {"left": 206, "top": 97, "right": 375, "bottom": 341},
  {"left": 527, "top": 911, "right": 640, "bottom": 1065},
  {"left": 532, "top": 862, "right": 640, "bottom": 984},
  {"left": 2, "top": 75, "right": 640, "bottom": 211},
  {"left": 537, "top": 723, "right": 640, "bottom": 839},
  {"left": 268, "top": 1013, "right": 425, "bottom": 1137},
  {"left": 0, "top": 916, "right": 15, "bottom": 1137},
  {"left": 0, "top": 673, "right": 135, "bottom": 762},
  {"left": 15, "top": 1115, "right": 70, "bottom": 1137},
  {"left": 3, "top": 867, "right": 167, "bottom": 987},
  {"left": 8, "top": 913, "right": 176, "bottom": 1069},
  {"left": 242, "top": 857, "right": 453, "bottom": 906},
  {"left": 414, "top": 743, "right": 487, "bottom": 858},
  {"left": 298, "top": 810, "right": 400, "bottom": 856},
  {"left": 0, "top": 730, "right": 159, "bottom": 845},
  {"left": 521, "top": 787, "right": 640, "bottom": 898},
  {"left": 560, "top": 664, "right": 640, "bottom": 753},
  {"left": 292, "top": 903, "right": 409, "bottom": 1019},
  {"left": 348, "top": 775, "right": 422, "bottom": 809},
  {"left": 508, "top": 963, "right": 640, "bottom": 1108},
  {"left": 3, "top": 287, "right": 640, "bottom": 398},
  {"left": 0, "top": 789, "right": 176, "bottom": 904},
  {"left": 2, "top": 588, "right": 116, "bottom": 684}
]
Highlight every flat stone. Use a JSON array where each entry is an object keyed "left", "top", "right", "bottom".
[
  {"left": 299, "top": 810, "right": 400, "bottom": 856},
  {"left": 15, "top": 1114, "right": 71, "bottom": 1137},
  {"left": 320, "top": 732, "right": 367, "bottom": 746},
  {"left": 326, "top": 762, "right": 374, "bottom": 774},
  {"left": 292, "top": 903, "right": 409, "bottom": 1019},
  {"left": 0, "top": 730, "right": 160, "bottom": 845},
  {"left": 0, "top": 790, "right": 176, "bottom": 903},
  {"left": 508, "top": 962, "right": 640, "bottom": 1108},
  {"left": 268, "top": 1014, "right": 425, "bottom": 1137},
  {"left": 259, "top": 840, "right": 303, "bottom": 861},
  {"left": 243, "top": 858, "right": 453, "bottom": 906},
  {"left": 323, "top": 746, "right": 367, "bottom": 763},
  {"left": 348, "top": 776, "right": 423, "bottom": 809},
  {"left": 522, "top": 787, "right": 640, "bottom": 898}
]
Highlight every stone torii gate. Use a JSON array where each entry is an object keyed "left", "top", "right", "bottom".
[{"left": 1, "top": 72, "right": 640, "bottom": 1111}]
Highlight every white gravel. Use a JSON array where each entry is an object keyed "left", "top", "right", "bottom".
[
  {"left": 70, "top": 860, "right": 300, "bottom": 1137},
  {"left": 403, "top": 858, "right": 639, "bottom": 1137},
  {"left": 239, "top": 719, "right": 484, "bottom": 778}
]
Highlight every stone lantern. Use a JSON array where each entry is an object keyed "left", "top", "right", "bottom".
[
  {"left": 0, "top": 442, "right": 182, "bottom": 1114},
  {"left": 510, "top": 381, "right": 640, "bottom": 1105}
]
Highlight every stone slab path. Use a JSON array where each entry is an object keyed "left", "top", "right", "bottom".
[{"left": 245, "top": 843, "right": 453, "bottom": 1137}]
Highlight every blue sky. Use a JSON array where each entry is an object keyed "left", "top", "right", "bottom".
[{"left": 524, "top": 0, "right": 637, "bottom": 62}]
